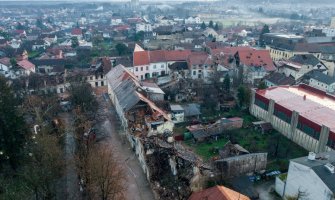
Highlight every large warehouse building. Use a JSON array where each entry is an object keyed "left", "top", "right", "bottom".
[{"left": 250, "top": 84, "right": 335, "bottom": 153}]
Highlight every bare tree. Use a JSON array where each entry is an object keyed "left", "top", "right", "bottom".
[{"left": 85, "top": 146, "right": 126, "bottom": 200}]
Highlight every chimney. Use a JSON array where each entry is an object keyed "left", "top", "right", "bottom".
[{"left": 307, "top": 152, "right": 316, "bottom": 161}]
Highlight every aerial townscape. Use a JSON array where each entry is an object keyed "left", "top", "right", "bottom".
[{"left": 1, "top": 0, "right": 335, "bottom": 199}]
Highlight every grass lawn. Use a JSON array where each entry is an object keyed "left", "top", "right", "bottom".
[
  {"left": 185, "top": 137, "right": 228, "bottom": 161},
  {"left": 28, "top": 51, "right": 41, "bottom": 59},
  {"left": 184, "top": 109, "right": 308, "bottom": 171}
]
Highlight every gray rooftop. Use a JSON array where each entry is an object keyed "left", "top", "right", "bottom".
[
  {"left": 182, "top": 103, "right": 201, "bottom": 117},
  {"left": 291, "top": 151, "right": 335, "bottom": 193},
  {"left": 106, "top": 64, "right": 141, "bottom": 112},
  {"left": 308, "top": 70, "right": 335, "bottom": 85},
  {"left": 170, "top": 104, "right": 184, "bottom": 111}
]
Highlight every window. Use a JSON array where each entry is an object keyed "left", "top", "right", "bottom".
[
  {"left": 146, "top": 66, "right": 149, "bottom": 70},
  {"left": 141, "top": 75, "right": 144, "bottom": 80},
  {"left": 254, "top": 98, "right": 268, "bottom": 110},
  {"left": 95, "top": 75, "right": 98, "bottom": 79},
  {"left": 90, "top": 76, "right": 93, "bottom": 80},
  {"left": 153, "top": 65, "right": 156, "bottom": 69},
  {"left": 297, "top": 123, "right": 320, "bottom": 140},
  {"left": 95, "top": 82, "right": 98, "bottom": 87},
  {"left": 274, "top": 110, "right": 291, "bottom": 123},
  {"left": 60, "top": 88, "right": 64, "bottom": 93},
  {"left": 193, "top": 71, "right": 196, "bottom": 75},
  {"left": 161, "top": 64, "right": 164, "bottom": 68},
  {"left": 101, "top": 81, "right": 104, "bottom": 86},
  {"left": 101, "top": 74, "right": 103, "bottom": 79},
  {"left": 141, "top": 67, "right": 143, "bottom": 71},
  {"left": 136, "top": 67, "right": 138, "bottom": 72}
]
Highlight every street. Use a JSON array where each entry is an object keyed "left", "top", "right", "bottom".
[
  {"left": 96, "top": 95, "right": 155, "bottom": 200},
  {"left": 59, "top": 113, "right": 81, "bottom": 200}
]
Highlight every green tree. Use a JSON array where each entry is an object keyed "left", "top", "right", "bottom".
[
  {"left": 237, "top": 85, "right": 251, "bottom": 108},
  {"left": 115, "top": 43, "right": 128, "bottom": 56},
  {"left": 223, "top": 74, "right": 231, "bottom": 92},
  {"left": 134, "top": 31, "right": 144, "bottom": 42},
  {"left": 258, "top": 81, "right": 267, "bottom": 89},
  {"left": 36, "top": 18, "right": 44, "bottom": 29},
  {"left": 21, "top": 133, "right": 64, "bottom": 200},
  {"left": 201, "top": 21, "right": 206, "bottom": 30},
  {"left": 259, "top": 24, "right": 270, "bottom": 47},
  {"left": 69, "top": 82, "right": 97, "bottom": 113},
  {"left": 0, "top": 76, "right": 27, "bottom": 169},
  {"left": 209, "top": 20, "right": 214, "bottom": 28},
  {"left": 71, "top": 37, "right": 79, "bottom": 48},
  {"left": 10, "top": 57, "right": 17, "bottom": 67},
  {"left": 214, "top": 23, "right": 219, "bottom": 31}
]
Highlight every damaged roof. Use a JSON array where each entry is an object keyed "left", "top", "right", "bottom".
[{"left": 106, "top": 64, "right": 170, "bottom": 120}]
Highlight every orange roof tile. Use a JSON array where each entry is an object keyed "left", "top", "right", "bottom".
[{"left": 189, "top": 186, "right": 250, "bottom": 200}]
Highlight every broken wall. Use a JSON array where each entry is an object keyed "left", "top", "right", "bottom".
[{"left": 215, "top": 153, "right": 267, "bottom": 178}]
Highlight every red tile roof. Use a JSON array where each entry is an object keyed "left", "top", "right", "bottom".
[
  {"left": 187, "top": 52, "right": 212, "bottom": 66},
  {"left": 71, "top": 28, "right": 82, "bottom": 36},
  {"left": 133, "top": 51, "right": 150, "bottom": 66},
  {"left": 149, "top": 50, "right": 166, "bottom": 63},
  {"left": 165, "top": 50, "right": 192, "bottom": 61},
  {"left": 133, "top": 49, "right": 192, "bottom": 66},
  {"left": 237, "top": 49, "right": 275, "bottom": 72},
  {"left": 17, "top": 60, "right": 35, "bottom": 70},
  {"left": 113, "top": 25, "right": 131, "bottom": 31},
  {"left": 189, "top": 186, "right": 250, "bottom": 200},
  {"left": 211, "top": 46, "right": 253, "bottom": 56},
  {"left": 0, "top": 57, "right": 10, "bottom": 66}
]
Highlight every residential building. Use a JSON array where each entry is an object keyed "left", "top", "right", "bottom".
[
  {"left": 250, "top": 84, "right": 335, "bottom": 153},
  {"left": 235, "top": 48, "right": 276, "bottom": 85},
  {"left": 277, "top": 151, "right": 335, "bottom": 200},
  {"left": 132, "top": 44, "right": 191, "bottom": 80},
  {"left": 278, "top": 54, "right": 327, "bottom": 80},
  {"left": 170, "top": 104, "right": 185, "bottom": 124},
  {"left": 331, "top": 17, "right": 335, "bottom": 28},
  {"left": 0, "top": 57, "right": 10, "bottom": 74},
  {"left": 184, "top": 16, "right": 201, "bottom": 24},
  {"left": 263, "top": 33, "right": 322, "bottom": 61},
  {"left": 306, "top": 71, "right": 335, "bottom": 93},
  {"left": 70, "top": 28, "right": 83, "bottom": 39},
  {"left": 136, "top": 23, "right": 152, "bottom": 33},
  {"left": 17, "top": 59, "right": 36, "bottom": 76},
  {"left": 264, "top": 72, "right": 295, "bottom": 87},
  {"left": 189, "top": 185, "right": 250, "bottom": 200},
  {"left": 188, "top": 52, "right": 215, "bottom": 82}
]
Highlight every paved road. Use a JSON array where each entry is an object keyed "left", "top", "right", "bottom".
[
  {"left": 97, "top": 95, "right": 155, "bottom": 200},
  {"left": 59, "top": 113, "right": 81, "bottom": 200}
]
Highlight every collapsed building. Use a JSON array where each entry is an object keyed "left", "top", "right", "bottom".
[
  {"left": 106, "top": 64, "right": 210, "bottom": 199},
  {"left": 186, "top": 117, "right": 243, "bottom": 142}
]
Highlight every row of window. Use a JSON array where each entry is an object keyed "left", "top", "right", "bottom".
[
  {"left": 297, "top": 122, "right": 320, "bottom": 140},
  {"left": 135, "top": 64, "right": 165, "bottom": 72},
  {"left": 274, "top": 110, "right": 291, "bottom": 123},
  {"left": 327, "top": 138, "right": 335, "bottom": 149},
  {"left": 254, "top": 99, "right": 269, "bottom": 110},
  {"left": 88, "top": 74, "right": 104, "bottom": 80}
]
